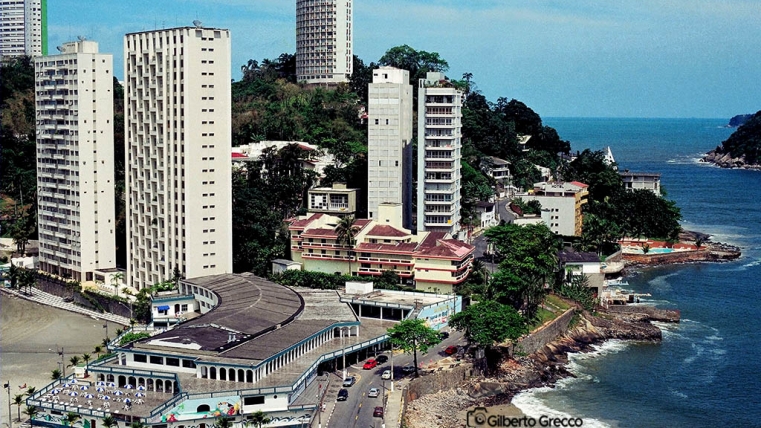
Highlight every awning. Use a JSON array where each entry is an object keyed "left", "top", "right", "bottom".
[{"left": 157, "top": 305, "right": 170, "bottom": 311}]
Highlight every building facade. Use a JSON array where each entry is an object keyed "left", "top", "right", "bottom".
[
  {"left": 367, "top": 66, "right": 413, "bottom": 227},
  {"left": 289, "top": 203, "right": 474, "bottom": 293},
  {"left": 295, "top": 0, "right": 353, "bottom": 85},
  {"left": 0, "top": 0, "right": 47, "bottom": 59},
  {"left": 34, "top": 40, "right": 116, "bottom": 281},
  {"left": 525, "top": 181, "right": 589, "bottom": 237},
  {"left": 620, "top": 171, "right": 661, "bottom": 195},
  {"left": 308, "top": 183, "right": 358, "bottom": 217},
  {"left": 417, "top": 72, "right": 463, "bottom": 238},
  {"left": 125, "top": 26, "right": 232, "bottom": 290}
]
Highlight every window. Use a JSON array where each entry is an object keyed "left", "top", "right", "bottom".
[
  {"left": 133, "top": 354, "right": 147, "bottom": 363},
  {"left": 244, "top": 396, "right": 265, "bottom": 405},
  {"left": 166, "top": 357, "right": 180, "bottom": 367},
  {"left": 150, "top": 355, "right": 163, "bottom": 365}
]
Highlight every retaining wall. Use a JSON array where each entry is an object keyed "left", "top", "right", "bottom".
[
  {"left": 404, "top": 363, "right": 473, "bottom": 402},
  {"left": 514, "top": 308, "right": 576, "bottom": 356}
]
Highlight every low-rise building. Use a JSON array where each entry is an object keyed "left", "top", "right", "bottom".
[
  {"left": 620, "top": 170, "right": 661, "bottom": 195},
  {"left": 231, "top": 141, "right": 335, "bottom": 179},
  {"left": 289, "top": 203, "right": 474, "bottom": 293},
  {"left": 524, "top": 181, "right": 589, "bottom": 237},
  {"left": 558, "top": 250, "right": 604, "bottom": 296},
  {"left": 307, "top": 183, "right": 359, "bottom": 217},
  {"left": 26, "top": 273, "right": 459, "bottom": 427}
]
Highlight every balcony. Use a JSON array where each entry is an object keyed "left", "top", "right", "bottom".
[
  {"left": 356, "top": 256, "right": 413, "bottom": 266},
  {"left": 358, "top": 267, "right": 413, "bottom": 277},
  {"left": 302, "top": 252, "right": 352, "bottom": 261}
]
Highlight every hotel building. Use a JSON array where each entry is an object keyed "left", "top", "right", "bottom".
[
  {"left": 416, "top": 72, "right": 464, "bottom": 238},
  {"left": 289, "top": 203, "right": 474, "bottom": 294},
  {"left": 124, "top": 26, "right": 232, "bottom": 290},
  {"left": 524, "top": 181, "right": 589, "bottom": 237},
  {"left": 367, "top": 66, "right": 413, "bottom": 228},
  {"left": 34, "top": 39, "right": 116, "bottom": 281},
  {"left": 0, "top": 0, "right": 47, "bottom": 59},
  {"left": 295, "top": 0, "right": 353, "bottom": 84}
]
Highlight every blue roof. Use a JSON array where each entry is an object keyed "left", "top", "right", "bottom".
[{"left": 157, "top": 305, "right": 170, "bottom": 311}]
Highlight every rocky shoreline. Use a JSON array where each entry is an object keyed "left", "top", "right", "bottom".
[
  {"left": 701, "top": 149, "right": 761, "bottom": 170},
  {"left": 405, "top": 307, "right": 675, "bottom": 428}
]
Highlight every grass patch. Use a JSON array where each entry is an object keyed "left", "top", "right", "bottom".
[
  {"left": 545, "top": 294, "right": 572, "bottom": 312},
  {"left": 529, "top": 307, "right": 558, "bottom": 330}
]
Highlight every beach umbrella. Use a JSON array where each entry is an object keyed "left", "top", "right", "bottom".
[
  {"left": 96, "top": 387, "right": 106, "bottom": 393},
  {"left": 136, "top": 385, "right": 146, "bottom": 391},
  {"left": 102, "top": 395, "right": 110, "bottom": 401},
  {"left": 69, "top": 379, "right": 78, "bottom": 384},
  {"left": 134, "top": 392, "right": 145, "bottom": 397},
  {"left": 51, "top": 389, "right": 61, "bottom": 395},
  {"left": 96, "top": 381, "right": 106, "bottom": 386},
  {"left": 113, "top": 390, "right": 124, "bottom": 396},
  {"left": 68, "top": 391, "right": 79, "bottom": 397},
  {"left": 107, "top": 382, "right": 116, "bottom": 388},
  {"left": 83, "top": 393, "right": 94, "bottom": 399},
  {"left": 79, "top": 385, "right": 89, "bottom": 391},
  {"left": 124, "top": 384, "right": 134, "bottom": 389},
  {"left": 124, "top": 398, "right": 132, "bottom": 405}
]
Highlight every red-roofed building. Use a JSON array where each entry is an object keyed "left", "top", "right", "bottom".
[{"left": 287, "top": 203, "right": 474, "bottom": 293}]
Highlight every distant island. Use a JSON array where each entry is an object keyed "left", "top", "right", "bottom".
[
  {"left": 728, "top": 114, "right": 753, "bottom": 128},
  {"left": 703, "top": 110, "right": 761, "bottom": 170}
]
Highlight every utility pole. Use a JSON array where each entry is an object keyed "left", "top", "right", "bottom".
[{"left": 4, "top": 381, "right": 12, "bottom": 428}]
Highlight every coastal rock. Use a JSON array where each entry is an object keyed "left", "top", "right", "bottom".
[{"left": 702, "top": 149, "right": 761, "bottom": 170}]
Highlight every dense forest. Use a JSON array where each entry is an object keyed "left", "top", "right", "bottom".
[{"left": 1, "top": 46, "right": 683, "bottom": 284}]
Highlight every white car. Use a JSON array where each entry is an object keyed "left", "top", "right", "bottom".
[
  {"left": 381, "top": 369, "right": 391, "bottom": 380},
  {"left": 368, "top": 387, "right": 380, "bottom": 398}
]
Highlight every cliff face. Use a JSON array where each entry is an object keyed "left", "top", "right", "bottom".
[
  {"left": 702, "top": 150, "right": 761, "bottom": 170},
  {"left": 704, "top": 110, "right": 761, "bottom": 169}
]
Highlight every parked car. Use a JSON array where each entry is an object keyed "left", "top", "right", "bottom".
[
  {"left": 375, "top": 354, "right": 388, "bottom": 364},
  {"left": 381, "top": 369, "right": 391, "bottom": 380},
  {"left": 363, "top": 359, "right": 378, "bottom": 370},
  {"left": 342, "top": 376, "right": 356, "bottom": 387},
  {"left": 444, "top": 345, "right": 458, "bottom": 355},
  {"left": 63, "top": 297, "right": 74, "bottom": 303},
  {"left": 439, "top": 331, "right": 450, "bottom": 340},
  {"left": 373, "top": 406, "right": 384, "bottom": 417},
  {"left": 368, "top": 387, "right": 380, "bottom": 398},
  {"left": 401, "top": 365, "right": 415, "bottom": 374},
  {"left": 337, "top": 389, "right": 348, "bottom": 401}
]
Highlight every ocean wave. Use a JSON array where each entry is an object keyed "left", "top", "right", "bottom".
[
  {"left": 512, "top": 389, "right": 614, "bottom": 428},
  {"left": 669, "top": 387, "right": 688, "bottom": 399}
]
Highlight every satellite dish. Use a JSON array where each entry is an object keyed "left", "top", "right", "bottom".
[
  {"left": 193, "top": 20, "right": 202, "bottom": 28},
  {"left": 77, "top": 35, "right": 86, "bottom": 41},
  {"left": 56, "top": 46, "right": 63, "bottom": 52}
]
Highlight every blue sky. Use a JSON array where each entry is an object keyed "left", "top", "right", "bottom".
[{"left": 49, "top": 0, "right": 761, "bottom": 118}]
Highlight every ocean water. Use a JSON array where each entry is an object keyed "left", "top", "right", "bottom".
[{"left": 511, "top": 118, "right": 761, "bottom": 428}]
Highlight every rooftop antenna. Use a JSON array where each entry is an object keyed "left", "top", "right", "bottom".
[
  {"left": 77, "top": 35, "right": 86, "bottom": 41},
  {"left": 193, "top": 20, "right": 203, "bottom": 28}
]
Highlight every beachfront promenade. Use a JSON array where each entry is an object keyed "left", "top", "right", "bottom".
[{"left": 0, "top": 287, "right": 130, "bottom": 326}]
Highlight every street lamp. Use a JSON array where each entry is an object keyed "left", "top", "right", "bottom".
[
  {"left": 49, "top": 346, "right": 65, "bottom": 378},
  {"left": 4, "top": 381, "right": 11, "bottom": 428},
  {"left": 339, "top": 327, "right": 350, "bottom": 380}
]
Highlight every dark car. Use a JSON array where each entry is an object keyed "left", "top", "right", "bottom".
[
  {"left": 375, "top": 355, "right": 388, "bottom": 364},
  {"left": 342, "top": 376, "right": 356, "bottom": 387},
  {"left": 439, "top": 331, "right": 450, "bottom": 340},
  {"left": 373, "top": 406, "right": 384, "bottom": 417},
  {"left": 337, "top": 389, "right": 348, "bottom": 401}
]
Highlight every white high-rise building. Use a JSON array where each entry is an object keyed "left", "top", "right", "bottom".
[
  {"left": 295, "top": 0, "right": 353, "bottom": 85},
  {"left": 0, "top": 0, "right": 47, "bottom": 59},
  {"left": 367, "top": 66, "right": 413, "bottom": 228},
  {"left": 124, "top": 26, "right": 232, "bottom": 290},
  {"left": 34, "top": 40, "right": 115, "bottom": 281},
  {"left": 416, "top": 72, "right": 463, "bottom": 238}
]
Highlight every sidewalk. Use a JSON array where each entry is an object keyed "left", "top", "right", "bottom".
[
  {"left": 1, "top": 287, "right": 131, "bottom": 326},
  {"left": 384, "top": 377, "right": 408, "bottom": 428}
]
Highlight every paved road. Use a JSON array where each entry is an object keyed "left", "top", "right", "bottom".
[{"left": 330, "top": 330, "right": 466, "bottom": 428}]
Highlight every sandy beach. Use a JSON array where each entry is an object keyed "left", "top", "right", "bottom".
[{"left": 0, "top": 292, "right": 117, "bottom": 426}]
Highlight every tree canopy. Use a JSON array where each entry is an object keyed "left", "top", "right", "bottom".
[{"left": 386, "top": 318, "right": 441, "bottom": 377}]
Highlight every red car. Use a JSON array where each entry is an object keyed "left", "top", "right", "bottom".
[
  {"left": 373, "top": 406, "right": 384, "bottom": 417},
  {"left": 444, "top": 345, "right": 458, "bottom": 355},
  {"left": 363, "top": 359, "right": 378, "bottom": 369}
]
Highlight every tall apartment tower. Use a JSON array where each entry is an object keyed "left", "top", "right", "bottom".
[
  {"left": 124, "top": 26, "right": 233, "bottom": 290},
  {"left": 34, "top": 40, "right": 115, "bottom": 281},
  {"left": 295, "top": 0, "right": 353, "bottom": 85},
  {"left": 367, "top": 66, "right": 413, "bottom": 229},
  {"left": 416, "top": 72, "right": 463, "bottom": 238},
  {"left": 0, "top": 0, "right": 47, "bottom": 59}
]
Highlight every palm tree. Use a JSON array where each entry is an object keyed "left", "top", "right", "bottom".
[
  {"left": 51, "top": 369, "right": 62, "bottom": 380},
  {"left": 213, "top": 417, "right": 233, "bottom": 428},
  {"left": 63, "top": 412, "right": 81, "bottom": 427},
  {"left": 111, "top": 272, "right": 124, "bottom": 297},
  {"left": 25, "top": 386, "right": 36, "bottom": 397},
  {"left": 13, "top": 394, "right": 24, "bottom": 421},
  {"left": 23, "top": 405, "right": 38, "bottom": 426},
  {"left": 248, "top": 411, "right": 271, "bottom": 428},
  {"left": 94, "top": 345, "right": 103, "bottom": 358},
  {"left": 129, "top": 421, "right": 146, "bottom": 428},
  {"left": 335, "top": 216, "right": 359, "bottom": 276},
  {"left": 68, "top": 355, "right": 81, "bottom": 370},
  {"left": 101, "top": 415, "right": 118, "bottom": 428},
  {"left": 462, "top": 72, "right": 474, "bottom": 95},
  {"left": 82, "top": 353, "right": 91, "bottom": 376}
]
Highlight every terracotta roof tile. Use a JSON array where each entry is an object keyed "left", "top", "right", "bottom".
[{"left": 366, "top": 225, "right": 410, "bottom": 238}]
